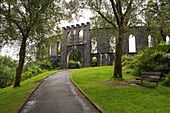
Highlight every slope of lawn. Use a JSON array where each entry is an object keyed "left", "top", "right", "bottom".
[
  {"left": 71, "top": 66, "right": 170, "bottom": 113},
  {"left": 0, "top": 69, "right": 62, "bottom": 113}
]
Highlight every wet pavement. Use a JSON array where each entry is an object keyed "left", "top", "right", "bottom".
[{"left": 19, "top": 69, "right": 97, "bottom": 113}]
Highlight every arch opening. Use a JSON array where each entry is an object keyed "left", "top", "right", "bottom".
[
  {"left": 91, "top": 57, "right": 97, "bottom": 67},
  {"left": 91, "top": 37, "right": 97, "bottom": 53},
  {"left": 58, "top": 41, "right": 61, "bottom": 56},
  {"left": 79, "top": 30, "right": 83, "bottom": 44},
  {"left": 166, "top": 36, "right": 169, "bottom": 44},
  {"left": 67, "top": 32, "right": 72, "bottom": 45},
  {"left": 67, "top": 49, "right": 83, "bottom": 69},
  {"left": 110, "top": 36, "right": 116, "bottom": 53},
  {"left": 129, "top": 35, "right": 136, "bottom": 52},
  {"left": 148, "top": 35, "right": 152, "bottom": 47}
]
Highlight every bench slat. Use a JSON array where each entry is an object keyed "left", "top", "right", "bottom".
[
  {"left": 142, "top": 72, "right": 161, "bottom": 76},
  {"left": 141, "top": 75, "right": 160, "bottom": 79},
  {"left": 135, "top": 78, "right": 142, "bottom": 80},
  {"left": 142, "top": 78, "right": 159, "bottom": 81}
]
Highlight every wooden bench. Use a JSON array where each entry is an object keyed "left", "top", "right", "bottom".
[{"left": 135, "top": 72, "right": 162, "bottom": 87}]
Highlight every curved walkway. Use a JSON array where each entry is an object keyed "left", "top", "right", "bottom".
[{"left": 19, "top": 69, "right": 97, "bottom": 113}]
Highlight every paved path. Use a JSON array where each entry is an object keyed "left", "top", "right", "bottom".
[{"left": 19, "top": 69, "right": 97, "bottom": 113}]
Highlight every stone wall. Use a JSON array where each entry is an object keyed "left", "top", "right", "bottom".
[
  {"left": 60, "top": 22, "right": 91, "bottom": 68},
  {"left": 51, "top": 23, "right": 148, "bottom": 69}
]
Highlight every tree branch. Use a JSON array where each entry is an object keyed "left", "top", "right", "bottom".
[
  {"left": 117, "top": 0, "right": 122, "bottom": 16},
  {"left": 1, "top": 8, "right": 23, "bottom": 36},
  {"left": 124, "top": 0, "right": 133, "bottom": 17},
  {"left": 109, "top": 0, "right": 120, "bottom": 25},
  {"left": 98, "top": 11, "right": 118, "bottom": 30},
  {"left": 12, "top": 3, "right": 28, "bottom": 25}
]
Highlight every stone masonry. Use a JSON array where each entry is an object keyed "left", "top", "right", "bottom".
[{"left": 51, "top": 22, "right": 148, "bottom": 69}]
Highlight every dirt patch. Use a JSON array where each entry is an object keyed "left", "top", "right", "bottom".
[
  {"left": 33, "top": 79, "right": 42, "bottom": 83},
  {"left": 135, "top": 83, "right": 157, "bottom": 89},
  {"left": 97, "top": 79, "right": 140, "bottom": 87},
  {"left": 97, "top": 79, "right": 157, "bottom": 89}
]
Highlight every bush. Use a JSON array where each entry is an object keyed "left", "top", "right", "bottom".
[
  {"left": 0, "top": 56, "right": 17, "bottom": 88},
  {"left": 69, "top": 60, "right": 80, "bottom": 69},
  {"left": 132, "top": 49, "right": 166, "bottom": 76},
  {"left": 21, "top": 57, "right": 53, "bottom": 81},
  {"left": 122, "top": 43, "right": 170, "bottom": 77},
  {"left": 91, "top": 58, "right": 97, "bottom": 67},
  {"left": 23, "top": 61, "right": 36, "bottom": 73},
  {"left": 155, "top": 42, "right": 170, "bottom": 52},
  {"left": 21, "top": 66, "right": 43, "bottom": 81},
  {"left": 131, "top": 43, "right": 170, "bottom": 76},
  {"left": 122, "top": 55, "right": 134, "bottom": 67},
  {"left": 121, "top": 43, "right": 170, "bottom": 86},
  {"left": 153, "top": 53, "right": 170, "bottom": 73},
  {"left": 162, "top": 74, "right": 170, "bottom": 87},
  {"left": 39, "top": 58, "right": 52, "bottom": 70}
]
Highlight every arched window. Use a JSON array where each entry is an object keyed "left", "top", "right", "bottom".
[
  {"left": 79, "top": 30, "right": 83, "bottom": 44},
  {"left": 58, "top": 41, "right": 61, "bottom": 56},
  {"left": 91, "top": 57, "right": 97, "bottom": 67},
  {"left": 67, "top": 32, "right": 71, "bottom": 45},
  {"left": 148, "top": 35, "right": 152, "bottom": 47},
  {"left": 166, "top": 36, "right": 169, "bottom": 44},
  {"left": 49, "top": 45, "right": 51, "bottom": 55},
  {"left": 129, "top": 35, "right": 136, "bottom": 52},
  {"left": 110, "top": 36, "right": 116, "bottom": 53},
  {"left": 91, "top": 37, "right": 97, "bottom": 53}
]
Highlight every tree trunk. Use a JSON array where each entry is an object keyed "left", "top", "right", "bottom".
[
  {"left": 13, "top": 37, "right": 27, "bottom": 87},
  {"left": 114, "top": 27, "right": 125, "bottom": 78}
]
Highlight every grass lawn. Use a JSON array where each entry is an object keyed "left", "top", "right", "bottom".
[
  {"left": 71, "top": 66, "right": 170, "bottom": 113},
  {"left": 0, "top": 69, "right": 62, "bottom": 113}
]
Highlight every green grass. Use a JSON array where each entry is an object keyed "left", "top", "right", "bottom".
[
  {"left": 0, "top": 69, "right": 62, "bottom": 113},
  {"left": 71, "top": 66, "right": 170, "bottom": 113}
]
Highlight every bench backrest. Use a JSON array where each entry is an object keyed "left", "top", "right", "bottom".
[{"left": 141, "top": 72, "right": 161, "bottom": 80}]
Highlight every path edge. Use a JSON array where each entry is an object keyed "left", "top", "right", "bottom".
[
  {"left": 17, "top": 71, "right": 61, "bottom": 113},
  {"left": 69, "top": 72, "right": 103, "bottom": 113}
]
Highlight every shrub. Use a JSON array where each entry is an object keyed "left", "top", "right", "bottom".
[
  {"left": 122, "top": 55, "right": 134, "bottom": 67},
  {"left": 39, "top": 58, "right": 52, "bottom": 70},
  {"left": 21, "top": 58, "right": 52, "bottom": 81},
  {"left": 155, "top": 42, "right": 170, "bottom": 52},
  {"left": 162, "top": 74, "right": 170, "bottom": 87},
  {"left": 23, "top": 61, "right": 36, "bottom": 73},
  {"left": 21, "top": 66, "right": 43, "bottom": 81},
  {"left": 132, "top": 49, "right": 166, "bottom": 76},
  {"left": 69, "top": 60, "right": 80, "bottom": 69},
  {"left": 91, "top": 58, "right": 97, "bottom": 67},
  {"left": 122, "top": 43, "right": 170, "bottom": 77},
  {"left": 0, "top": 56, "right": 17, "bottom": 88},
  {"left": 28, "top": 66, "right": 43, "bottom": 73}
]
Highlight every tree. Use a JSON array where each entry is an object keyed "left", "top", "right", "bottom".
[
  {"left": 0, "top": 0, "right": 72, "bottom": 87},
  {"left": 79, "top": 0, "right": 145, "bottom": 78},
  {"left": 145, "top": 0, "right": 170, "bottom": 47}
]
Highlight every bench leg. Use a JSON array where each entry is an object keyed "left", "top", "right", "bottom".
[
  {"left": 141, "top": 80, "right": 143, "bottom": 85},
  {"left": 156, "top": 82, "right": 158, "bottom": 87}
]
